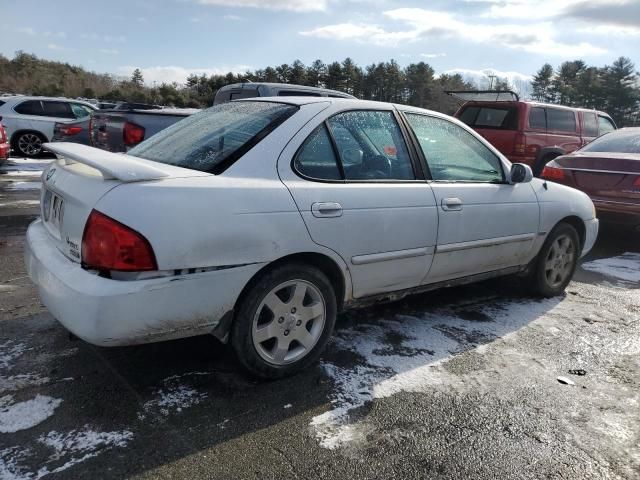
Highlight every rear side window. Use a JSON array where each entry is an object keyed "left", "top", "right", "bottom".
[
  {"left": 42, "top": 101, "right": 74, "bottom": 119},
  {"left": 582, "top": 112, "right": 598, "bottom": 137},
  {"left": 458, "top": 106, "right": 518, "bottom": 130},
  {"left": 15, "top": 100, "right": 44, "bottom": 116},
  {"left": 598, "top": 116, "right": 616, "bottom": 135},
  {"left": 294, "top": 125, "right": 342, "bottom": 180},
  {"left": 128, "top": 101, "right": 297, "bottom": 174},
  {"left": 529, "top": 107, "right": 546, "bottom": 129},
  {"left": 547, "top": 108, "right": 576, "bottom": 132}
]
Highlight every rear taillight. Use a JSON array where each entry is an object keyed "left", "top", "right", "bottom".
[
  {"left": 123, "top": 121, "right": 145, "bottom": 146},
  {"left": 541, "top": 165, "right": 565, "bottom": 181},
  {"left": 514, "top": 133, "right": 526, "bottom": 155},
  {"left": 633, "top": 177, "right": 640, "bottom": 188},
  {"left": 60, "top": 126, "right": 83, "bottom": 136},
  {"left": 82, "top": 210, "right": 157, "bottom": 272}
]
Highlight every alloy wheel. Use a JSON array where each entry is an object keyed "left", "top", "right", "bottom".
[
  {"left": 17, "top": 133, "right": 43, "bottom": 157},
  {"left": 252, "top": 279, "right": 326, "bottom": 366},
  {"left": 544, "top": 234, "right": 575, "bottom": 288}
]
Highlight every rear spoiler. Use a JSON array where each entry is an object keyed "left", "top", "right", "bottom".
[
  {"left": 446, "top": 90, "right": 520, "bottom": 102},
  {"left": 43, "top": 143, "right": 170, "bottom": 183}
]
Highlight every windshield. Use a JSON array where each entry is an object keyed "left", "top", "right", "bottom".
[
  {"left": 581, "top": 129, "right": 640, "bottom": 154},
  {"left": 128, "top": 101, "right": 298, "bottom": 173}
]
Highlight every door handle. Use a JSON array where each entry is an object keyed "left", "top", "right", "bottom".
[
  {"left": 441, "top": 197, "right": 463, "bottom": 211},
  {"left": 311, "top": 202, "right": 343, "bottom": 218}
]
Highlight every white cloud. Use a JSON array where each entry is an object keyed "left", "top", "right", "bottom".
[
  {"left": 117, "top": 65, "right": 252, "bottom": 85},
  {"left": 223, "top": 14, "right": 243, "bottom": 20},
  {"left": 197, "top": 0, "right": 327, "bottom": 12},
  {"left": 98, "top": 48, "right": 119, "bottom": 55},
  {"left": 421, "top": 53, "right": 447, "bottom": 59},
  {"left": 16, "top": 27, "right": 66, "bottom": 38},
  {"left": 301, "top": 8, "right": 607, "bottom": 56},
  {"left": 81, "top": 33, "right": 126, "bottom": 43},
  {"left": 47, "top": 43, "right": 66, "bottom": 51}
]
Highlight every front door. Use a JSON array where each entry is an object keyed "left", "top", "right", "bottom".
[
  {"left": 402, "top": 112, "right": 540, "bottom": 283},
  {"left": 278, "top": 107, "right": 438, "bottom": 298}
]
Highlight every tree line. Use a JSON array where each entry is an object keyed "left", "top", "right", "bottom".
[
  {"left": 531, "top": 57, "right": 639, "bottom": 126},
  {"left": 1, "top": 51, "right": 638, "bottom": 125}
]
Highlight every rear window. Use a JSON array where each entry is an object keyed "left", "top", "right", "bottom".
[
  {"left": 15, "top": 100, "right": 44, "bottom": 116},
  {"left": 128, "top": 101, "right": 297, "bottom": 174},
  {"left": 580, "top": 129, "right": 640, "bottom": 154},
  {"left": 458, "top": 106, "right": 518, "bottom": 130},
  {"left": 547, "top": 108, "right": 576, "bottom": 132}
]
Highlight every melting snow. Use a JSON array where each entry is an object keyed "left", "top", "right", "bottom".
[
  {"left": 139, "top": 374, "right": 208, "bottom": 418},
  {"left": 581, "top": 253, "right": 640, "bottom": 283},
  {"left": 0, "top": 395, "right": 62, "bottom": 433},
  {"left": 0, "top": 341, "right": 28, "bottom": 370},
  {"left": 0, "top": 374, "right": 49, "bottom": 394},
  {"left": 3, "top": 182, "right": 41, "bottom": 191}
]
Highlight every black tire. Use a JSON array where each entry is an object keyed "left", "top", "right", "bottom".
[
  {"left": 527, "top": 222, "right": 580, "bottom": 297},
  {"left": 12, "top": 131, "right": 46, "bottom": 158},
  {"left": 230, "top": 263, "right": 337, "bottom": 379},
  {"left": 533, "top": 153, "right": 559, "bottom": 177}
]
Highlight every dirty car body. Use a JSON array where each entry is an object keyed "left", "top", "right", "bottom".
[{"left": 25, "top": 98, "right": 598, "bottom": 376}]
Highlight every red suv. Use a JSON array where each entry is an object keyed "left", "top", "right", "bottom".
[
  {"left": 449, "top": 91, "right": 616, "bottom": 175},
  {"left": 0, "top": 120, "right": 9, "bottom": 163}
]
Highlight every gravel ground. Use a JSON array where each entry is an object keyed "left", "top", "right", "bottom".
[{"left": 0, "top": 156, "right": 638, "bottom": 479}]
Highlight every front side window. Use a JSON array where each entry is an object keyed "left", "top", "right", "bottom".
[
  {"left": 598, "top": 115, "right": 616, "bottom": 135},
  {"left": 582, "top": 112, "right": 598, "bottom": 137},
  {"left": 15, "top": 100, "right": 44, "bottom": 116},
  {"left": 294, "top": 110, "right": 415, "bottom": 181},
  {"left": 71, "top": 103, "right": 93, "bottom": 119},
  {"left": 405, "top": 113, "right": 504, "bottom": 183},
  {"left": 128, "top": 101, "right": 297, "bottom": 173},
  {"left": 547, "top": 108, "right": 576, "bottom": 132}
]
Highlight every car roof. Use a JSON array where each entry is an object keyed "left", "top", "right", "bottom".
[
  {"left": 218, "top": 82, "right": 356, "bottom": 98},
  {"left": 462, "top": 99, "right": 611, "bottom": 117},
  {"left": 0, "top": 95, "right": 97, "bottom": 107}
]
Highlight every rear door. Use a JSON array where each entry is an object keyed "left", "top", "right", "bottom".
[
  {"left": 402, "top": 112, "right": 539, "bottom": 283},
  {"left": 546, "top": 107, "right": 581, "bottom": 154},
  {"left": 279, "top": 106, "right": 438, "bottom": 298}
]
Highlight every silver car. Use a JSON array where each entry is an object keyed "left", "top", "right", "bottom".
[{"left": 0, "top": 96, "right": 96, "bottom": 157}]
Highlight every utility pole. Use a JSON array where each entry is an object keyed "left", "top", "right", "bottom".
[{"left": 487, "top": 75, "right": 496, "bottom": 89}]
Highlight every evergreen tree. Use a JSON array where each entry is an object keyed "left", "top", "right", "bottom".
[
  {"left": 131, "top": 68, "right": 144, "bottom": 87},
  {"left": 531, "top": 64, "right": 554, "bottom": 102}
]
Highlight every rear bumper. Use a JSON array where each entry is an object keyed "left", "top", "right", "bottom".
[
  {"left": 582, "top": 218, "right": 599, "bottom": 258},
  {"left": 593, "top": 200, "right": 640, "bottom": 227},
  {"left": 25, "top": 219, "right": 262, "bottom": 346},
  {"left": 0, "top": 143, "right": 9, "bottom": 161}
]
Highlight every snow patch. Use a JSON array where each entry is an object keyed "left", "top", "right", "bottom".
[
  {"left": 0, "top": 395, "right": 62, "bottom": 433},
  {"left": 139, "top": 374, "right": 208, "bottom": 418},
  {"left": 0, "top": 200, "right": 40, "bottom": 208},
  {"left": 0, "top": 341, "right": 28, "bottom": 370},
  {"left": 582, "top": 253, "right": 640, "bottom": 283},
  {"left": 0, "top": 374, "right": 49, "bottom": 394},
  {"left": 3, "top": 181, "right": 41, "bottom": 191},
  {"left": 2, "top": 170, "right": 43, "bottom": 177}
]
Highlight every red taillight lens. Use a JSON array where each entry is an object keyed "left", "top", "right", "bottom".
[
  {"left": 633, "top": 177, "right": 640, "bottom": 187},
  {"left": 541, "top": 165, "right": 565, "bottom": 181},
  {"left": 123, "top": 121, "right": 145, "bottom": 146},
  {"left": 60, "top": 126, "right": 83, "bottom": 136},
  {"left": 82, "top": 210, "right": 157, "bottom": 272}
]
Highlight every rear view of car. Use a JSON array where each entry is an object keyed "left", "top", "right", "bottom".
[{"left": 542, "top": 128, "right": 640, "bottom": 229}]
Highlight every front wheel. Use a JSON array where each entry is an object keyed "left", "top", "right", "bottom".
[
  {"left": 528, "top": 223, "right": 580, "bottom": 297},
  {"left": 231, "top": 264, "right": 337, "bottom": 379}
]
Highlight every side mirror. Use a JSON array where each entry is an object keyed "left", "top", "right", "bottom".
[{"left": 510, "top": 163, "right": 533, "bottom": 184}]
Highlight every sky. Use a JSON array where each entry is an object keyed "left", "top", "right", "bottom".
[{"left": 1, "top": 0, "right": 638, "bottom": 87}]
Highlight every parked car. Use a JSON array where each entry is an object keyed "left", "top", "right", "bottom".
[
  {"left": 52, "top": 118, "right": 91, "bottom": 146},
  {"left": 542, "top": 128, "right": 640, "bottom": 229},
  {"left": 213, "top": 82, "right": 356, "bottom": 105},
  {"left": 449, "top": 90, "right": 616, "bottom": 175},
  {"left": 27, "top": 97, "right": 598, "bottom": 378},
  {"left": 0, "top": 96, "right": 97, "bottom": 157},
  {"left": 89, "top": 106, "right": 199, "bottom": 152},
  {"left": 90, "top": 83, "right": 356, "bottom": 153},
  {"left": 0, "top": 121, "right": 9, "bottom": 163}
]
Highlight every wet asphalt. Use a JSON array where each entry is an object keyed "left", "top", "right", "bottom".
[{"left": 0, "top": 156, "right": 638, "bottom": 479}]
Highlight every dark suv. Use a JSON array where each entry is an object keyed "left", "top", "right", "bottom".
[{"left": 449, "top": 91, "right": 616, "bottom": 174}]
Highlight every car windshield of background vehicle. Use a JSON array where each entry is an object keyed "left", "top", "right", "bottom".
[
  {"left": 405, "top": 113, "right": 504, "bottom": 183},
  {"left": 458, "top": 106, "right": 518, "bottom": 130},
  {"left": 580, "top": 129, "right": 640, "bottom": 154},
  {"left": 128, "top": 101, "right": 297, "bottom": 173}
]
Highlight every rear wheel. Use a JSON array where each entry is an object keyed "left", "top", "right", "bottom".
[
  {"left": 231, "top": 264, "right": 337, "bottom": 379},
  {"left": 527, "top": 223, "right": 580, "bottom": 297},
  {"left": 13, "top": 132, "right": 45, "bottom": 158}
]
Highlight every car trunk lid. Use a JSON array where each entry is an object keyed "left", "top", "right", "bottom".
[{"left": 41, "top": 142, "right": 211, "bottom": 263}]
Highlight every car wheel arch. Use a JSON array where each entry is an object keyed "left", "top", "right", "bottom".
[{"left": 556, "top": 215, "right": 586, "bottom": 251}]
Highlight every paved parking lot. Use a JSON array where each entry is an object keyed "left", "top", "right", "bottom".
[{"left": 1, "top": 157, "right": 639, "bottom": 479}]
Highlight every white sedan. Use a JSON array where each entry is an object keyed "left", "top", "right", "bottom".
[{"left": 25, "top": 98, "right": 598, "bottom": 378}]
